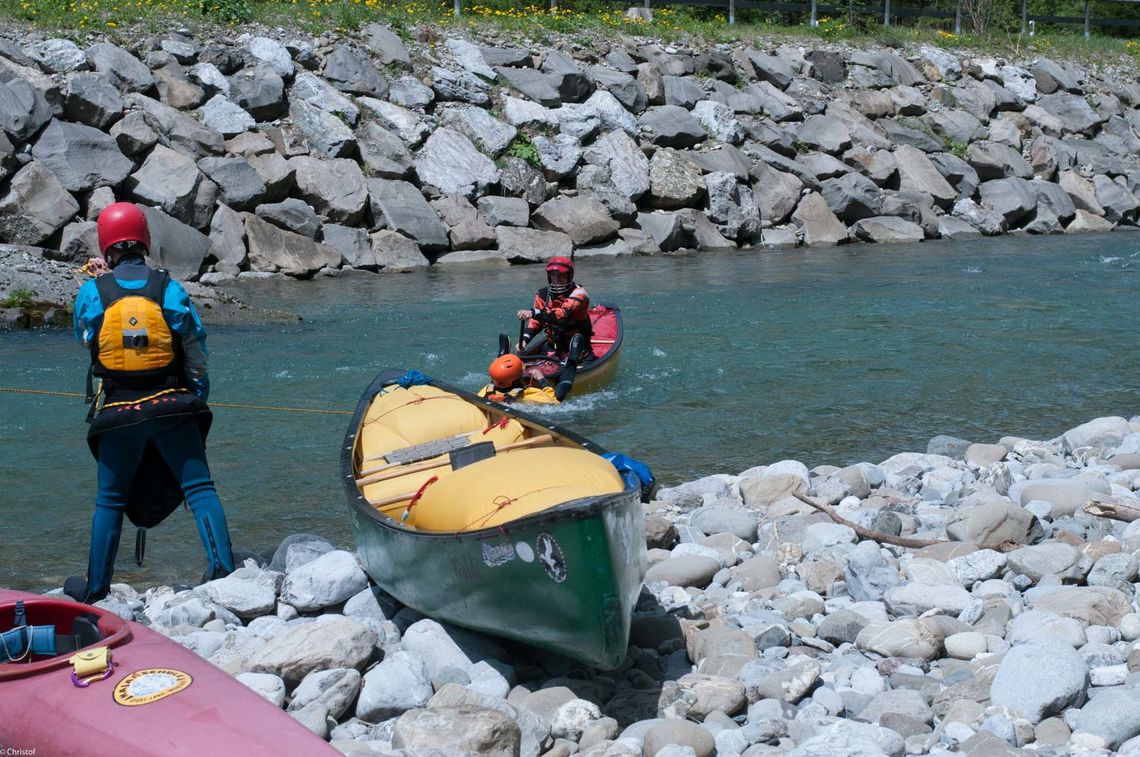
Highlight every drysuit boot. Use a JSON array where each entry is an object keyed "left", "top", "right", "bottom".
[
  {"left": 80, "top": 505, "right": 123, "bottom": 603},
  {"left": 554, "top": 333, "right": 586, "bottom": 402}
]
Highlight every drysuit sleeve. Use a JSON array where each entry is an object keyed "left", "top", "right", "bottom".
[{"left": 163, "top": 280, "right": 210, "bottom": 401}]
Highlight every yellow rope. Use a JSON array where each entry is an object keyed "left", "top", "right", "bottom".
[{"left": 0, "top": 386, "right": 351, "bottom": 416}]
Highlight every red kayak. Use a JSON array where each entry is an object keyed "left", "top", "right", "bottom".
[{"left": 0, "top": 589, "right": 335, "bottom": 755}]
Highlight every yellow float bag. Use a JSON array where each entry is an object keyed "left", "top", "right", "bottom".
[{"left": 410, "top": 447, "right": 624, "bottom": 532}]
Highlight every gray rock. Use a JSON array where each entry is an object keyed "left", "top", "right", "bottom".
[
  {"left": 495, "top": 226, "right": 572, "bottom": 262},
  {"left": 388, "top": 75, "right": 434, "bottom": 109},
  {"left": 256, "top": 199, "right": 320, "bottom": 238},
  {"left": 280, "top": 550, "right": 369, "bottom": 611},
  {"left": 236, "top": 671, "right": 287, "bottom": 707},
  {"left": 64, "top": 72, "right": 123, "bottom": 129},
  {"left": 289, "top": 99, "right": 355, "bottom": 158},
  {"left": 289, "top": 156, "right": 367, "bottom": 225},
  {"left": 356, "top": 650, "right": 432, "bottom": 722},
  {"left": 290, "top": 667, "right": 361, "bottom": 721},
  {"left": 639, "top": 105, "right": 706, "bottom": 149},
  {"left": 140, "top": 206, "right": 213, "bottom": 280},
  {"left": 198, "top": 95, "right": 256, "bottom": 138},
  {"left": 247, "top": 36, "right": 293, "bottom": 77},
  {"left": 356, "top": 121, "right": 413, "bottom": 180},
  {"left": 529, "top": 196, "right": 618, "bottom": 245},
  {"left": 0, "top": 161, "right": 79, "bottom": 245},
  {"left": 86, "top": 43, "right": 154, "bottom": 93},
  {"left": 1074, "top": 689, "right": 1140, "bottom": 749},
  {"left": 792, "top": 192, "right": 847, "bottom": 247},
  {"left": 0, "top": 76, "right": 53, "bottom": 143},
  {"left": 979, "top": 177, "right": 1038, "bottom": 227},
  {"left": 414, "top": 127, "right": 500, "bottom": 196},
  {"left": 476, "top": 196, "right": 529, "bottom": 228},
  {"left": 126, "top": 144, "right": 216, "bottom": 229},
  {"left": 323, "top": 44, "right": 387, "bottom": 97},
  {"left": 367, "top": 230, "right": 429, "bottom": 272},
  {"left": 125, "top": 93, "right": 224, "bottom": 158},
  {"left": 990, "top": 636, "right": 1087, "bottom": 723},
  {"left": 368, "top": 178, "right": 449, "bottom": 251},
  {"left": 27, "top": 38, "right": 87, "bottom": 73},
  {"left": 850, "top": 216, "right": 924, "bottom": 244},
  {"left": 228, "top": 65, "right": 285, "bottom": 121},
  {"left": 895, "top": 145, "right": 957, "bottom": 208},
  {"left": 198, "top": 156, "right": 267, "bottom": 211},
  {"left": 530, "top": 133, "right": 581, "bottom": 180},
  {"left": 1093, "top": 175, "right": 1139, "bottom": 224},
  {"left": 856, "top": 618, "right": 942, "bottom": 659},
  {"left": 584, "top": 129, "right": 650, "bottom": 201},
  {"left": 645, "top": 555, "right": 720, "bottom": 588},
  {"left": 247, "top": 615, "right": 376, "bottom": 687},
  {"left": 361, "top": 24, "right": 411, "bottom": 68},
  {"left": 1037, "top": 93, "right": 1103, "bottom": 135},
  {"left": 32, "top": 119, "right": 131, "bottom": 193},
  {"left": 966, "top": 141, "right": 1034, "bottom": 180},
  {"left": 207, "top": 204, "right": 247, "bottom": 270},
  {"left": 431, "top": 66, "right": 490, "bottom": 106},
  {"left": 199, "top": 567, "right": 280, "bottom": 618},
  {"left": 647, "top": 148, "right": 705, "bottom": 210},
  {"left": 392, "top": 704, "right": 521, "bottom": 756},
  {"left": 244, "top": 212, "right": 340, "bottom": 275},
  {"left": 440, "top": 105, "right": 516, "bottom": 157}
]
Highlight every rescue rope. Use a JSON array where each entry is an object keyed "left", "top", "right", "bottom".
[{"left": 0, "top": 386, "right": 351, "bottom": 416}]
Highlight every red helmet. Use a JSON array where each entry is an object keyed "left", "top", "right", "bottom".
[
  {"left": 546, "top": 256, "right": 573, "bottom": 276},
  {"left": 546, "top": 256, "right": 574, "bottom": 296},
  {"left": 97, "top": 202, "right": 151, "bottom": 255},
  {"left": 488, "top": 354, "right": 524, "bottom": 389}
]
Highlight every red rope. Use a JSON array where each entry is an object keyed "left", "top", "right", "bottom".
[
  {"left": 481, "top": 416, "right": 510, "bottom": 435},
  {"left": 401, "top": 475, "right": 439, "bottom": 521}
]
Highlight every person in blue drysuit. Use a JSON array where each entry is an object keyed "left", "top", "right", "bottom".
[{"left": 67, "top": 201, "right": 234, "bottom": 603}]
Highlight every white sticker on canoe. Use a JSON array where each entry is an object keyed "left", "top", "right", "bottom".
[
  {"left": 114, "top": 668, "right": 192, "bottom": 706},
  {"left": 481, "top": 542, "right": 515, "bottom": 568},
  {"left": 516, "top": 541, "right": 535, "bottom": 563},
  {"left": 536, "top": 533, "right": 567, "bottom": 583}
]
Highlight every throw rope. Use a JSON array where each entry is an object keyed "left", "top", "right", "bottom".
[
  {"left": 401, "top": 475, "right": 439, "bottom": 522},
  {"left": 0, "top": 386, "right": 350, "bottom": 416}
]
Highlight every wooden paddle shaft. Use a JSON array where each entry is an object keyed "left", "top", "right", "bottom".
[{"left": 357, "top": 434, "right": 556, "bottom": 489}]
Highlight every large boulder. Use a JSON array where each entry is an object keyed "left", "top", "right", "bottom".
[
  {"left": 32, "top": 119, "right": 132, "bottom": 193},
  {"left": 413, "top": 127, "right": 500, "bottom": 197},
  {"left": 0, "top": 161, "right": 79, "bottom": 245},
  {"left": 243, "top": 212, "right": 341, "bottom": 276},
  {"left": 367, "top": 179, "right": 449, "bottom": 252},
  {"left": 531, "top": 196, "right": 619, "bottom": 246}
]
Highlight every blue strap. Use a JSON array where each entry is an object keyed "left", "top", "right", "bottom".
[
  {"left": 13, "top": 600, "right": 25, "bottom": 628},
  {"left": 0, "top": 624, "right": 59, "bottom": 660},
  {"left": 395, "top": 369, "right": 430, "bottom": 388}
]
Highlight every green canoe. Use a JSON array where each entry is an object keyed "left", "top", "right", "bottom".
[{"left": 340, "top": 369, "right": 647, "bottom": 669}]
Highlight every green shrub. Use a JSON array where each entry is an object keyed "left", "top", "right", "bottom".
[
  {"left": 200, "top": 0, "right": 251, "bottom": 25},
  {"left": 2, "top": 288, "right": 34, "bottom": 308},
  {"left": 505, "top": 135, "right": 542, "bottom": 169}
]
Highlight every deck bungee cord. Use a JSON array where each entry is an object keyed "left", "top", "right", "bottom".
[{"left": 0, "top": 386, "right": 351, "bottom": 416}]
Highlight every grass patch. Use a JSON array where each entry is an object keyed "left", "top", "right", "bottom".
[
  {"left": 1, "top": 288, "right": 35, "bottom": 308},
  {"left": 504, "top": 134, "right": 541, "bottom": 169},
  {"left": 0, "top": 0, "right": 1137, "bottom": 69}
]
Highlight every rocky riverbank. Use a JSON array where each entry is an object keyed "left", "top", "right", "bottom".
[
  {"left": 51, "top": 412, "right": 1140, "bottom": 755},
  {"left": 1, "top": 18, "right": 1140, "bottom": 324}
]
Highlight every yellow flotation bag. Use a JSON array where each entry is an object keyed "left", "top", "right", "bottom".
[{"left": 409, "top": 446, "right": 625, "bottom": 532}]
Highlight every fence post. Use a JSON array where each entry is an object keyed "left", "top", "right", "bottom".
[
  {"left": 644, "top": 0, "right": 650, "bottom": 12},
  {"left": 883, "top": 0, "right": 890, "bottom": 27},
  {"left": 810, "top": 0, "right": 818, "bottom": 26},
  {"left": 954, "top": 0, "right": 961, "bottom": 34},
  {"left": 728, "top": 0, "right": 735, "bottom": 24},
  {"left": 551, "top": 0, "right": 557, "bottom": 13},
  {"left": 1084, "top": 0, "right": 1090, "bottom": 38},
  {"left": 453, "top": 0, "right": 460, "bottom": 17},
  {"left": 1021, "top": 0, "right": 1027, "bottom": 33}
]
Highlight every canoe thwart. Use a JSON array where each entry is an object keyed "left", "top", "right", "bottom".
[{"left": 358, "top": 434, "right": 556, "bottom": 489}]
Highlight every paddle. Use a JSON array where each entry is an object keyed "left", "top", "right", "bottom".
[{"left": 358, "top": 434, "right": 556, "bottom": 489}]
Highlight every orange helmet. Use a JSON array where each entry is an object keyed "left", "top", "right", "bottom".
[
  {"left": 488, "top": 354, "right": 524, "bottom": 389},
  {"left": 97, "top": 202, "right": 151, "bottom": 256}
]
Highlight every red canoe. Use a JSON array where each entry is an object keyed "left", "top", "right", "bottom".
[{"left": 0, "top": 589, "right": 335, "bottom": 755}]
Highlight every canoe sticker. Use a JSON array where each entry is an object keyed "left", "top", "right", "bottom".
[
  {"left": 481, "top": 542, "right": 516, "bottom": 568},
  {"left": 516, "top": 541, "right": 535, "bottom": 563},
  {"left": 536, "top": 533, "right": 567, "bottom": 583},
  {"left": 113, "top": 668, "right": 192, "bottom": 706}
]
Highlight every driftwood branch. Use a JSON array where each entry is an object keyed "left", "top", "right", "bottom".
[
  {"left": 1083, "top": 500, "right": 1140, "bottom": 523},
  {"left": 791, "top": 492, "right": 1019, "bottom": 553}
]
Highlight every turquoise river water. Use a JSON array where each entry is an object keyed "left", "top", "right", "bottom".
[{"left": 2, "top": 232, "right": 1137, "bottom": 591}]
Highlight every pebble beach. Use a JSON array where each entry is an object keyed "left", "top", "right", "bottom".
[{"left": 49, "top": 412, "right": 1140, "bottom": 756}]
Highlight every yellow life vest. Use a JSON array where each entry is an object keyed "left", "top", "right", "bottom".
[{"left": 91, "top": 270, "right": 181, "bottom": 387}]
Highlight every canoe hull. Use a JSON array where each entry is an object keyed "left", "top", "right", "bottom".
[
  {"left": 343, "top": 371, "right": 646, "bottom": 669},
  {"left": 522, "top": 305, "right": 623, "bottom": 400},
  {"left": 0, "top": 590, "right": 333, "bottom": 756}
]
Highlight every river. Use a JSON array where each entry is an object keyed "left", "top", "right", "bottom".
[{"left": 1, "top": 232, "right": 1137, "bottom": 591}]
